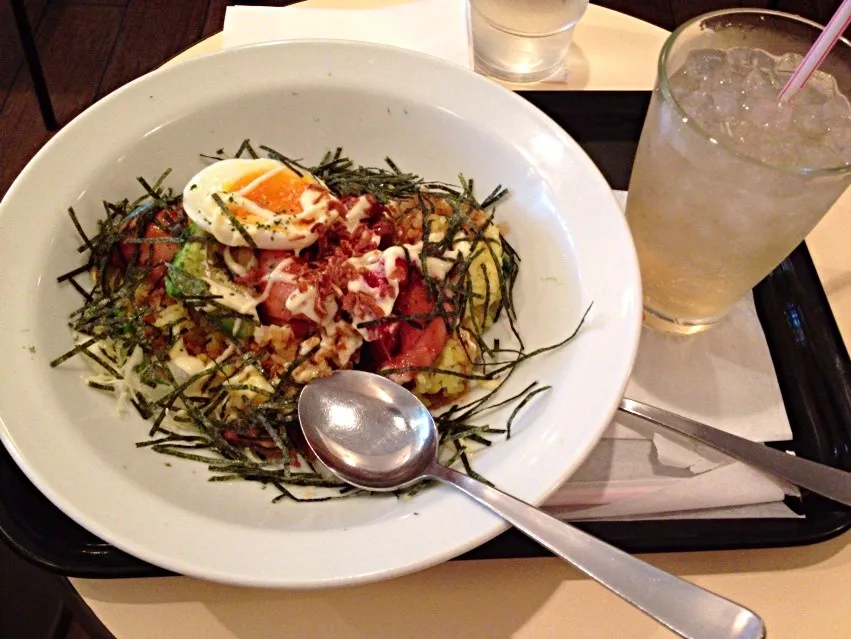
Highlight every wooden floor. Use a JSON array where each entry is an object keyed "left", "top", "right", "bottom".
[
  {"left": 0, "top": 0, "right": 843, "bottom": 201},
  {"left": 0, "top": 1, "right": 844, "bottom": 638},
  {"left": 0, "top": 0, "right": 300, "bottom": 198}
]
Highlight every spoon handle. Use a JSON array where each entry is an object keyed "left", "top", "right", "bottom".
[
  {"left": 427, "top": 463, "right": 765, "bottom": 639},
  {"left": 620, "top": 397, "right": 851, "bottom": 507}
]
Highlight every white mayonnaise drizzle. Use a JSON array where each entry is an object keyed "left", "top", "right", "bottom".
[
  {"left": 223, "top": 246, "right": 255, "bottom": 278},
  {"left": 344, "top": 195, "right": 372, "bottom": 232}
]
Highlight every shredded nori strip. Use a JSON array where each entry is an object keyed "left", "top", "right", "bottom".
[
  {"left": 211, "top": 193, "right": 258, "bottom": 249},
  {"left": 52, "top": 144, "right": 589, "bottom": 502}
]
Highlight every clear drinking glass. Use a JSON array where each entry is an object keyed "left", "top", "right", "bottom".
[
  {"left": 626, "top": 10, "right": 851, "bottom": 335},
  {"left": 470, "top": 0, "right": 589, "bottom": 83}
]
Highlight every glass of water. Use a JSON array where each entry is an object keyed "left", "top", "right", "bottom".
[{"left": 470, "top": 0, "right": 589, "bottom": 83}]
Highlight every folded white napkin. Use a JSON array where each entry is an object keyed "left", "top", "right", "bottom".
[
  {"left": 549, "top": 461, "right": 793, "bottom": 520},
  {"left": 223, "top": 1, "right": 472, "bottom": 69}
]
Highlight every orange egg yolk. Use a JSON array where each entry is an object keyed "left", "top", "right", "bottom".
[{"left": 224, "top": 169, "right": 315, "bottom": 222}]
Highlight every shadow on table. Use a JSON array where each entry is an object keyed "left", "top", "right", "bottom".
[
  {"left": 77, "top": 559, "right": 660, "bottom": 639},
  {"left": 822, "top": 269, "right": 851, "bottom": 300},
  {"left": 73, "top": 533, "right": 849, "bottom": 638}
]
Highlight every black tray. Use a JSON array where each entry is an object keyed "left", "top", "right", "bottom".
[{"left": 2, "top": 91, "right": 851, "bottom": 578}]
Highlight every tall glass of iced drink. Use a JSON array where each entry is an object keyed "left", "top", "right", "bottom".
[{"left": 626, "top": 10, "right": 851, "bottom": 334}]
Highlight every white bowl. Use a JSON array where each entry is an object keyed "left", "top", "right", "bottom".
[{"left": 0, "top": 40, "right": 641, "bottom": 587}]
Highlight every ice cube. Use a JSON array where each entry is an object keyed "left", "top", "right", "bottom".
[
  {"left": 677, "top": 89, "right": 714, "bottom": 120},
  {"left": 709, "top": 66, "right": 743, "bottom": 91},
  {"left": 774, "top": 102, "right": 794, "bottom": 130},
  {"left": 745, "top": 97, "right": 783, "bottom": 129},
  {"left": 749, "top": 49, "right": 776, "bottom": 72},
  {"left": 711, "top": 80, "right": 742, "bottom": 119},
  {"left": 702, "top": 118, "right": 729, "bottom": 141},
  {"left": 826, "top": 119, "right": 851, "bottom": 161},
  {"left": 775, "top": 52, "right": 803, "bottom": 77},
  {"left": 792, "top": 85, "right": 830, "bottom": 107},
  {"left": 821, "top": 93, "right": 851, "bottom": 124},
  {"left": 725, "top": 47, "right": 754, "bottom": 72},
  {"left": 681, "top": 49, "right": 726, "bottom": 82},
  {"left": 792, "top": 103, "right": 827, "bottom": 138},
  {"left": 728, "top": 120, "right": 755, "bottom": 147},
  {"left": 822, "top": 95, "right": 851, "bottom": 160},
  {"left": 669, "top": 68, "right": 700, "bottom": 103},
  {"left": 724, "top": 47, "right": 774, "bottom": 74},
  {"left": 805, "top": 69, "right": 838, "bottom": 100},
  {"left": 743, "top": 67, "right": 779, "bottom": 98},
  {"left": 672, "top": 47, "right": 850, "bottom": 168}
]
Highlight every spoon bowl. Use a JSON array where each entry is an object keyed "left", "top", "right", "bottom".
[
  {"left": 299, "top": 370, "right": 437, "bottom": 491},
  {"left": 298, "top": 370, "right": 765, "bottom": 639}
]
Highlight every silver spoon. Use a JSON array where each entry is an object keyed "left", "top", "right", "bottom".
[{"left": 298, "top": 370, "right": 765, "bottom": 639}]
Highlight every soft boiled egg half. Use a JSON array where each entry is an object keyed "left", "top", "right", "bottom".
[{"left": 182, "top": 158, "right": 339, "bottom": 252}]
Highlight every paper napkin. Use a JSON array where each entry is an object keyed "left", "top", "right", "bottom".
[{"left": 223, "top": 1, "right": 472, "bottom": 69}]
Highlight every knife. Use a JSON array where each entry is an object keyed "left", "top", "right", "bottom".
[{"left": 619, "top": 397, "right": 851, "bottom": 508}]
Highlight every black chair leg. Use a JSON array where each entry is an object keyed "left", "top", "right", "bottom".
[{"left": 10, "top": 0, "right": 58, "bottom": 130}]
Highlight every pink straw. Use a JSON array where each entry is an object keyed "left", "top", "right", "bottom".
[{"left": 778, "top": 0, "right": 851, "bottom": 103}]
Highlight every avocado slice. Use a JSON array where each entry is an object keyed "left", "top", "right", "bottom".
[
  {"left": 165, "top": 232, "right": 207, "bottom": 299},
  {"left": 166, "top": 230, "right": 257, "bottom": 339}
]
